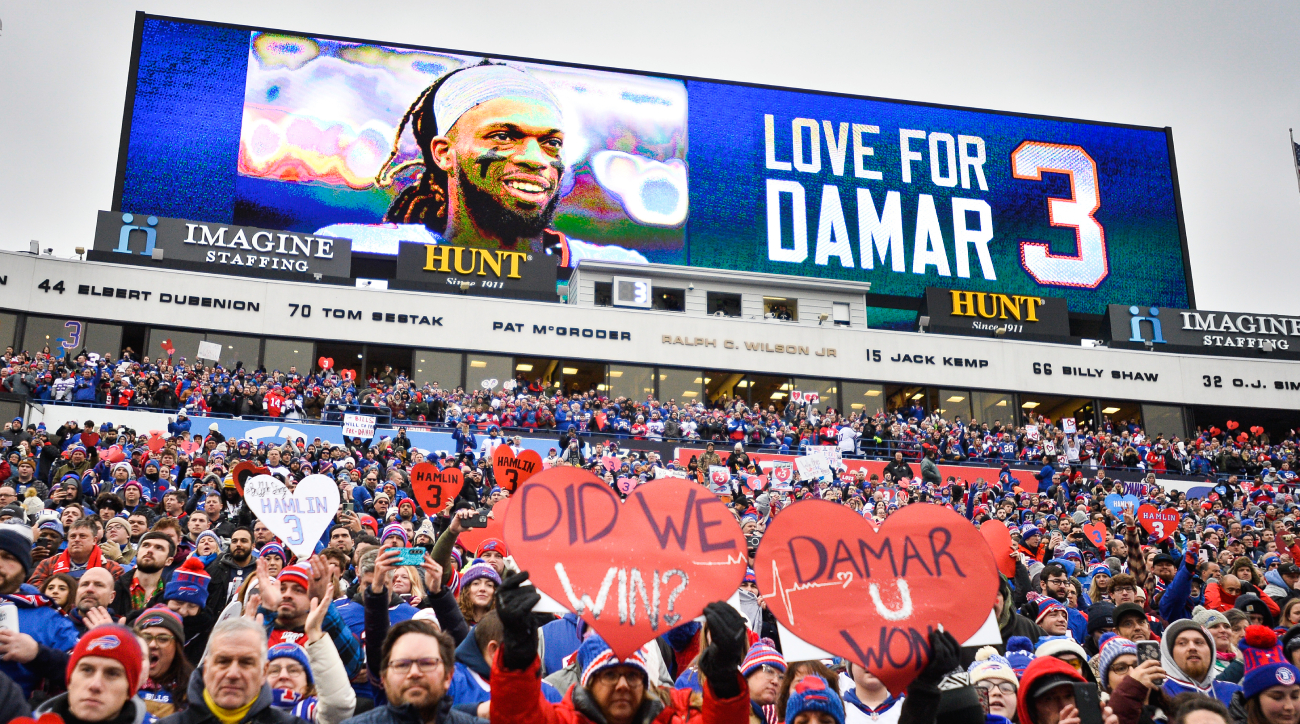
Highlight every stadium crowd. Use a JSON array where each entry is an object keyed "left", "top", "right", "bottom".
[
  {"left": 0, "top": 345, "right": 1298, "bottom": 724},
  {"left": 2, "top": 344, "right": 1295, "bottom": 478}
]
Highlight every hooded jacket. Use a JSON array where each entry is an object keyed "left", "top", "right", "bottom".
[
  {"left": 1016, "top": 656, "right": 1085, "bottom": 724},
  {"left": 449, "top": 629, "right": 564, "bottom": 714},
  {"left": 1158, "top": 619, "right": 1240, "bottom": 706},
  {"left": 1264, "top": 569, "right": 1298, "bottom": 607}
]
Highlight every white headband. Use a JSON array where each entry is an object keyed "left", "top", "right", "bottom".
[{"left": 433, "top": 64, "right": 562, "bottom": 134}]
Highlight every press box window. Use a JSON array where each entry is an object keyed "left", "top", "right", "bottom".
[
  {"left": 707, "top": 292, "right": 741, "bottom": 317},
  {"left": 653, "top": 288, "right": 685, "bottom": 312},
  {"left": 833, "top": 302, "right": 850, "bottom": 327},
  {"left": 594, "top": 282, "right": 612, "bottom": 307},
  {"left": 764, "top": 297, "right": 797, "bottom": 321}
]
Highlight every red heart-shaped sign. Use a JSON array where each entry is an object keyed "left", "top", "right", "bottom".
[
  {"left": 756, "top": 501, "right": 998, "bottom": 694},
  {"left": 412, "top": 462, "right": 464, "bottom": 515},
  {"left": 230, "top": 460, "right": 271, "bottom": 496},
  {"left": 617, "top": 476, "right": 636, "bottom": 494},
  {"left": 1209, "top": 426, "right": 1222, "bottom": 437},
  {"left": 318, "top": 356, "right": 334, "bottom": 370},
  {"left": 771, "top": 464, "right": 793, "bottom": 485},
  {"left": 146, "top": 432, "right": 165, "bottom": 453},
  {"left": 492, "top": 444, "right": 543, "bottom": 494},
  {"left": 1226, "top": 420, "right": 1239, "bottom": 431},
  {"left": 459, "top": 498, "right": 509, "bottom": 553},
  {"left": 105, "top": 445, "right": 126, "bottom": 464},
  {"left": 341, "top": 369, "right": 356, "bottom": 381},
  {"left": 161, "top": 339, "right": 175, "bottom": 356},
  {"left": 1082, "top": 522, "right": 1107, "bottom": 548},
  {"left": 1137, "top": 504, "right": 1178, "bottom": 540},
  {"left": 978, "top": 519, "right": 1016, "bottom": 578},
  {"left": 504, "top": 468, "right": 746, "bottom": 659},
  {"left": 1251, "top": 426, "right": 1264, "bottom": 436}
]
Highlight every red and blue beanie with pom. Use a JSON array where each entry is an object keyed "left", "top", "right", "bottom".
[{"left": 1241, "top": 625, "right": 1300, "bottom": 699}]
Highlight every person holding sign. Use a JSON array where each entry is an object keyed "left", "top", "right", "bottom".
[{"left": 490, "top": 571, "right": 752, "bottom": 724}]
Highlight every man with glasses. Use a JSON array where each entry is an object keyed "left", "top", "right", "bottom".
[{"left": 340, "top": 618, "right": 477, "bottom": 724}]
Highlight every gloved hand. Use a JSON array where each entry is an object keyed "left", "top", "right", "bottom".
[
  {"left": 697, "top": 602, "right": 747, "bottom": 699},
  {"left": 912, "top": 629, "right": 961, "bottom": 689},
  {"left": 495, "top": 571, "right": 541, "bottom": 670},
  {"left": 1184, "top": 541, "right": 1200, "bottom": 566}
]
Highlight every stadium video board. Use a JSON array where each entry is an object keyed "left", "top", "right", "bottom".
[{"left": 114, "top": 14, "right": 1192, "bottom": 315}]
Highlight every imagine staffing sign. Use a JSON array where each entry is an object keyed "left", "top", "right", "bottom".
[
  {"left": 1108, "top": 304, "right": 1300, "bottom": 356},
  {"left": 91, "top": 210, "right": 352, "bottom": 278}
]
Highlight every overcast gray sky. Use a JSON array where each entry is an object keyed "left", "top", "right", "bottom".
[{"left": 2, "top": 1, "right": 1297, "bottom": 313}]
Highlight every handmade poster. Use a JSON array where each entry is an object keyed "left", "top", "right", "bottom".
[
  {"left": 794, "top": 455, "right": 832, "bottom": 483},
  {"left": 654, "top": 468, "right": 689, "bottom": 480},
  {"left": 1082, "top": 521, "right": 1107, "bottom": 548},
  {"left": 755, "top": 501, "right": 999, "bottom": 694},
  {"left": 1061, "top": 418, "right": 1077, "bottom": 434},
  {"left": 342, "top": 413, "right": 376, "bottom": 438},
  {"left": 503, "top": 467, "right": 747, "bottom": 659},
  {"left": 1137, "top": 505, "right": 1179, "bottom": 540},
  {"left": 245, "top": 473, "right": 340, "bottom": 558},
  {"left": 412, "top": 461, "right": 464, "bottom": 515},
  {"left": 229, "top": 460, "right": 270, "bottom": 496},
  {"left": 492, "top": 444, "right": 543, "bottom": 493}
]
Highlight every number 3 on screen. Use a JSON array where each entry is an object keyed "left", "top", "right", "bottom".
[{"left": 1011, "top": 142, "right": 1108, "bottom": 289}]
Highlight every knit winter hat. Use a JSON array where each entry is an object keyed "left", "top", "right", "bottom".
[
  {"left": 1021, "top": 525, "right": 1041, "bottom": 540},
  {"left": 1035, "top": 635, "right": 1088, "bottom": 662},
  {"left": 0, "top": 524, "right": 33, "bottom": 576},
  {"left": 459, "top": 560, "right": 501, "bottom": 590},
  {"left": 268, "top": 642, "right": 315, "bottom": 685},
  {"left": 475, "top": 539, "right": 508, "bottom": 558},
  {"left": 1240, "top": 625, "right": 1300, "bottom": 699},
  {"left": 1036, "top": 598, "right": 1067, "bottom": 624},
  {"left": 1097, "top": 634, "right": 1137, "bottom": 691},
  {"left": 196, "top": 530, "right": 222, "bottom": 551},
  {"left": 784, "top": 675, "right": 846, "bottom": 724},
  {"left": 69, "top": 624, "right": 145, "bottom": 698},
  {"left": 381, "top": 523, "right": 409, "bottom": 546},
  {"left": 577, "top": 634, "right": 649, "bottom": 687},
  {"left": 741, "top": 639, "right": 786, "bottom": 677},
  {"left": 279, "top": 563, "right": 312, "bottom": 592},
  {"left": 163, "top": 556, "right": 211, "bottom": 608},
  {"left": 1193, "top": 608, "right": 1230, "bottom": 629},
  {"left": 968, "top": 647, "right": 1018, "bottom": 686},
  {"left": 134, "top": 606, "right": 185, "bottom": 642},
  {"left": 260, "top": 543, "right": 287, "bottom": 562}
]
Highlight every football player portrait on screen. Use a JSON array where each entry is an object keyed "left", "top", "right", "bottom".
[{"left": 319, "top": 61, "right": 645, "bottom": 265}]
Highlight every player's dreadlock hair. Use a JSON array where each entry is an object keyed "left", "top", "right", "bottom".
[{"left": 376, "top": 59, "right": 497, "bottom": 233}]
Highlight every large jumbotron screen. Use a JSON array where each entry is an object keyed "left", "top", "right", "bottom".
[{"left": 114, "top": 14, "right": 1193, "bottom": 315}]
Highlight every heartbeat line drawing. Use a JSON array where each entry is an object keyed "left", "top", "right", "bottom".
[
  {"left": 689, "top": 552, "right": 749, "bottom": 566},
  {"left": 767, "top": 560, "right": 913, "bottom": 624}
]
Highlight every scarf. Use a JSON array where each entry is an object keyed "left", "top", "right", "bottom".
[
  {"left": 51, "top": 541, "right": 104, "bottom": 575},
  {"left": 203, "top": 688, "right": 256, "bottom": 724}
]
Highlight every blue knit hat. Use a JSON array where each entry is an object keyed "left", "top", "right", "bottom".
[
  {"left": 1097, "top": 634, "right": 1137, "bottom": 691},
  {"left": 260, "top": 543, "right": 287, "bottom": 562},
  {"left": 268, "top": 642, "right": 314, "bottom": 684},
  {"left": 1241, "top": 625, "right": 1300, "bottom": 699},
  {"left": 784, "top": 675, "right": 845, "bottom": 724},
  {"left": 1004, "top": 636, "right": 1036, "bottom": 677},
  {"left": 1021, "top": 525, "right": 1041, "bottom": 540},
  {"left": 577, "top": 634, "right": 649, "bottom": 687},
  {"left": 163, "top": 556, "right": 211, "bottom": 608}
]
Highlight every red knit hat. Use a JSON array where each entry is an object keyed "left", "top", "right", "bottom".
[{"left": 68, "top": 624, "right": 144, "bottom": 698}]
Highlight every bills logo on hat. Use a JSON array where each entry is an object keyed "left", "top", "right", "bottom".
[
  {"left": 87, "top": 635, "right": 122, "bottom": 652},
  {"left": 139, "top": 615, "right": 166, "bottom": 628},
  {"left": 1279, "top": 668, "right": 1296, "bottom": 685}
]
